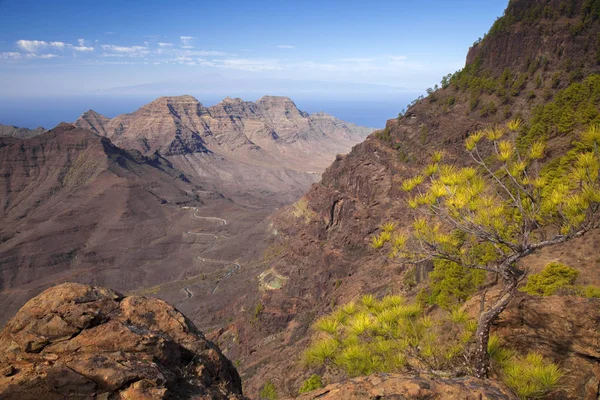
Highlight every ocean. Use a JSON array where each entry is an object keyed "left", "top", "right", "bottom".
[{"left": 0, "top": 93, "right": 417, "bottom": 131}]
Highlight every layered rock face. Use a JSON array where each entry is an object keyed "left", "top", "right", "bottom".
[
  {"left": 75, "top": 96, "right": 374, "bottom": 206},
  {"left": 467, "top": 0, "right": 600, "bottom": 76},
  {"left": 0, "top": 283, "right": 246, "bottom": 399}
]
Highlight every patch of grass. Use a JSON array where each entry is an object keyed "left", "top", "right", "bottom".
[
  {"left": 298, "top": 374, "right": 323, "bottom": 394},
  {"left": 259, "top": 381, "right": 278, "bottom": 400},
  {"left": 521, "top": 262, "right": 579, "bottom": 296}
]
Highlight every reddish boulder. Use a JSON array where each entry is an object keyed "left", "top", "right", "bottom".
[{"left": 0, "top": 283, "right": 245, "bottom": 399}]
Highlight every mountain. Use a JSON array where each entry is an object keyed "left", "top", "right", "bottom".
[
  {"left": 74, "top": 95, "right": 374, "bottom": 207},
  {"left": 0, "top": 123, "right": 229, "bottom": 325},
  {"left": 199, "top": 1, "right": 600, "bottom": 398},
  {"left": 0, "top": 124, "right": 45, "bottom": 139}
]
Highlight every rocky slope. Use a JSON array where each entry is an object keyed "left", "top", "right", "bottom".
[
  {"left": 75, "top": 96, "right": 374, "bottom": 207},
  {"left": 0, "top": 123, "right": 236, "bottom": 326},
  {"left": 203, "top": 0, "right": 600, "bottom": 398},
  {"left": 0, "top": 124, "right": 45, "bottom": 139},
  {"left": 0, "top": 283, "right": 246, "bottom": 399}
]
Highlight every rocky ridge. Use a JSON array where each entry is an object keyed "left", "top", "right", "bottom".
[
  {"left": 0, "top": 124, "right": 45, "bottom": 139},
  {"left": 75, "top": 96, "right": 374, "bottom": 206}
]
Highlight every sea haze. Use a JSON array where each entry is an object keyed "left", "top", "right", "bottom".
[{"left": 0, "top": 93, "right": 418, "bottom": 130}]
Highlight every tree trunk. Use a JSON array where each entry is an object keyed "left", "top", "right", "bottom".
[{"left": 472, "top": 273, "right": 519, "bottom": 378}]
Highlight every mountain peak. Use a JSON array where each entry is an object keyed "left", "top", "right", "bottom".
[
  {"left": 145, "top": 95, "right": 201, "bottom": 107},
  {"left": 53, "top": 122, "right": 77, "bottom": 131},
  {"left": 256, "top": 95, "right": 296, "bottom": 106},
  {"left": 79, "top": 109, "right": 106, "bottom": 119},
  {"left": 220, "top": 96, "right": 245, "bottom": 104}
]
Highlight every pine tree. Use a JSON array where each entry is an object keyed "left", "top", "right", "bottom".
[{"left": 376, "top": 122, "right": 600, "bottom": 377}]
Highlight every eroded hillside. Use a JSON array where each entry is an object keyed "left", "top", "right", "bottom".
[{"left": 208, "top": 1, "right": 600, "bottom": 398}]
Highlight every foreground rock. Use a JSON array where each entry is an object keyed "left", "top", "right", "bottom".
[
  {"left": 292, "top": 374, "right": 516, "bottom": 400},
  {"left": 0, "top": 283, "right": 245, "bottom": 399}
]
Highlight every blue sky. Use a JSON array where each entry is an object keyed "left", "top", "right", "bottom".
[
  {"left": 0, "top": 1, "right": 507, "bottom": 128},
  {"left": 0, "top": 0, "right": 508, "bottom": 95}
]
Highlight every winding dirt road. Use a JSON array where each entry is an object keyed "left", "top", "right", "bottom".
[{"left": 179, "top": 207, "right": 241, "bottom": 302}]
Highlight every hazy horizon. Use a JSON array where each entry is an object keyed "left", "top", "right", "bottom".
[
  {"left": 0, "top": 0, "right": 508, "bottom": 129},
  {"left": 0, "top": 92, "right": 416, "bottom": 130}
]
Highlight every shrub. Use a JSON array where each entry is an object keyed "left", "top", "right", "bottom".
[
  {"left": 254, "top": 302, "right": 265, "bottom": 319},
  {"left": 501, "top": 353, "right": 563, "bottom": 399},
  {"left": 580, "top": 285, "right": 600, "bottom": 298},
  {"left": 480, "top": 101, "right": 498, "bottom": 117},
  {"left": 489, "top": 336, "right": 563, "bottom": 399},
  {"left": 303, "top": 295, "right": 475, "bottom": 376},
  {"left": 450, "top": 308, "right": 469, "bottom": 324},
  {"left": 521, "top": 262, "right": 579, "bottom": 296},
  {"left": 260, "top": 381, "right": 278, "bottom": 400},
  {"left": 517, "top": 75, "right": 600, "bottom": 152},
  {"left": 424, "top": 260, "right": 486, "bottom": 309},
  {"left": 298, "top": 374, "right": 323, "bottom": 394}
]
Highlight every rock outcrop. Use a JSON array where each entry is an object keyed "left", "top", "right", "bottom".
[
  {"left": 292, "top": 374, "right": 516, "bottom": 400},
  {"left": 0, "top": 283, "right": 246, "bottom": 399}
]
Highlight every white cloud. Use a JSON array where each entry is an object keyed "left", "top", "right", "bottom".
[
  {"left": 1, "top": 52, "right": 59, "bottom": 60},
  {"left": 100, "top": 44, "right": 149, "bottom": 57},
  {"left": 181, "top": 45, "right": 194, "bottom": 49},
  {"left": 277, "top": 45, "right": 295, "bottom": 49},
  {"left": 16, "top": 39, "right": 94, "bottom": 53},
  {"left": 158, "top": 42, "right": 173, "bottom": 47},
  {"left": 70, "top": 45, "right": 94, "bottom": 52},
  {"left": 1, "top": 52, "right": 24, "bottom": 59},
  {"left": 49, "top": 41, "right": 67, "bottom": 50},
  {"left": 16, "top": 40, "right": 49, "bottom": 52},
  {"left": 104, "top": 32, "right": 116, "bottom": 35},
  {"left": 180, "top": 36, "right": 194, "bottom": 47},
  {"left": 185, "top": 50, "right": 228, "bottom": 56},
  {"left": 389, "top": 56, "right": 408, "bottom": 61},
  {"left": 37, "top": 54, "right": 59, "bottom": 59}
]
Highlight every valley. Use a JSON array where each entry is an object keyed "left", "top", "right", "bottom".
[{"left": 1, "top": 0, "right": 600, "bottom": 399}]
